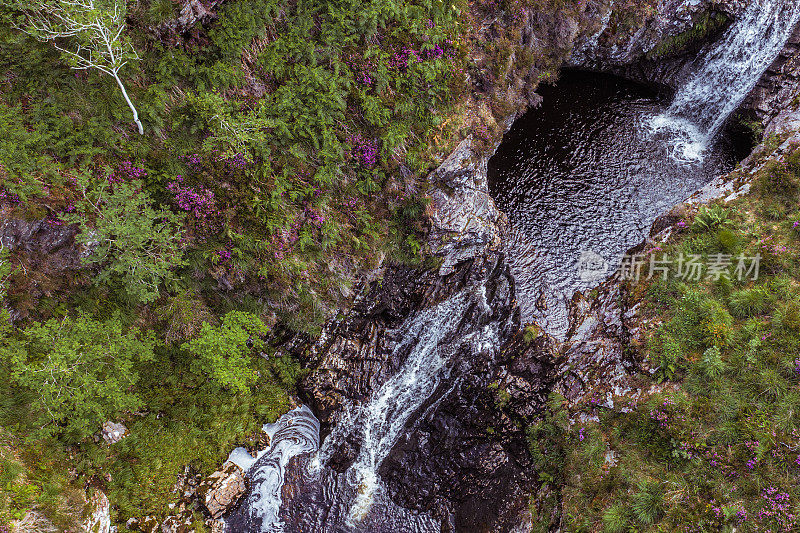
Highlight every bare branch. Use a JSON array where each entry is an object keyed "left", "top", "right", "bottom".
[{"left": 15, "top": 0, "right": 144, "bottom": 134}]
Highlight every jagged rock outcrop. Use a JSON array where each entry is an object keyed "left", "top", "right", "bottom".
[
  {"left": 300, "top": 136, "right": 511, "bottom": 432},
  {"left": 379, "top": 329, "right": 555, "bottom": 532},
  {"left": 571, "top": 0, "right": 746, "bottom": 87},
  {"left": 745, "top": 22, "right": 800, "bottom": 121},
  {"left": 82, "top": 490, "right": 112, "bottom": 533},
  {"left": 197, "top": 462, "right": 247, "bottom": 519}
]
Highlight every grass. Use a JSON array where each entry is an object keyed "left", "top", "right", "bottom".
[{"left": 555, "top": 143, "right": 800, "bottom": 532}]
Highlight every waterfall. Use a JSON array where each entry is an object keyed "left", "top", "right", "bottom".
[
  {"left": 316, "top": 284, "right": 497, "bottom": 526},
  {"left": 228, "top": 283, "right": 499, "bottom": 532},
  {"left": 226, "top": 405, "right": 321, "bottom": 532},
  {"left": 651, "top": 0, "right": 800, "bottom": 161}
]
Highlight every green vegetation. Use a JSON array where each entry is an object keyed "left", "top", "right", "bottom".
[
  {"left": 0, "top": 0, "right": 594, "bottom": 527},
  {"left": 557, "top": 144, "right": 800, "bottom": 532},
  {"left": 183, "top": 311, "right": 269, "bottom": 393},
  {"left": 5, "top": 314, "right": 155, "bottom": 442},
  {"left": 67, "top": 174, "right": 186, "bottom": 304},
  {"left": 647, "top": 10, "right": 730, "bottom": 60}
]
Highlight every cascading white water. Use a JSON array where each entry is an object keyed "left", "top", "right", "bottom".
[
  {"left": 228, "top": 283, "right": 499, "bottom": 533},
  {"left": 651, "top": 0, "right": 800, "bottom": 161},
  {"left": 226, "top": 405, "right": 320, "bottom": 532},
  {"left": 311, "top": 284, "right": 498, "bottom": 526}
]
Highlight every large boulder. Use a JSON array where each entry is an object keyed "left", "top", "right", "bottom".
[{"left": 196, "top": 462, "right": 246, "bottom": 519}]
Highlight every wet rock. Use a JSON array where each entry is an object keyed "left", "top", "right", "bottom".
[
  {"left": 745, "top": 22, "right": 800, "bottom": 122},
  {"left": 379, "top": 329, "right": 556, "bottom": 532},
  {"left": 197, "top": 462, "right": 247, "bottom": 518},
  {"left": 764, "top": 106, "right": 800, "bottom": 138},
  {"left": 101, "top": 421, "right": 128, "bottom": 444},
  {"left": 206, "top": 519, "right": 226, "bottom": 533},
  {"left": 556, "top": 281, "right": 639, "bottom": 407},
  {"left": 571, "top": 0, "right": 745, "bottom": 87},
  {"left": 428, "top": 137, "right": 508, "bottom": 276}
]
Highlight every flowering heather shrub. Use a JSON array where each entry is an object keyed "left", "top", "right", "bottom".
[
  {"left": 0, "top": 188, "right": 20, "bottom": 204},
  {"left": 346, "top": 55, "right": 377, "bottom": 87},
  {"left": 648, "top": 397, "right": 679, "bottom": 429},
  {"left": 108, "top": 161, "right": 147, "bottom": 184},
  {"left": 348, "top": 135, "right": 378, "bottom": 167},
  {"left": 757, "top": 487, "right": 796, "bottom": 532},
  {"left": 167, "top": 177, "right": 217, "bottom": 220}
]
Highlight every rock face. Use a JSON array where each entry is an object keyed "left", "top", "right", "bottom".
[
  {"left": 571, "top": 0, "right": 800, "bottom": 124},
  {"left": 282, "top": 137, "right": 556, "bottom": 532},
  {"left": 197, "top": 462, "right": 247, "bottom": 519},
  {"left": 744, "top": 21, "right": 800, "bottom": 121},
  {"left": 300, "top": 137, "right": 512, "bottom": 433},
  {"left": 151, "top": 0, "right": 225, "bottom": 43},
  {"left": 571, "top": 0, "right": 745, "bottom": 87},
  {"left": 427, "top": 137, "right": 508, "bottom": 276},
  {"left": 379, "top": 329, "right": 555, "bottom": 532},
  {"left": 0, "top": 211, "right": 87, "bottom": 320},
  {"left": 82, "top": 490, "right": 112, "bottom": 533},
  {"left": 555, "top": 279, "right": 638, "bottom": 408}
]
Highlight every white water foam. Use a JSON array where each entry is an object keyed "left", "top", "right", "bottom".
[
  {"left": 651, "top": 0, "right": 800, "bottom": 161},
  {"left": 300, "top": 284, "right": 497, "bottom": 526},
  {"left": 227, "top": 405, "right": 320, "bottom": 532}
]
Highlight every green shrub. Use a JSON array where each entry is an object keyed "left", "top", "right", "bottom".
[
  {"left": 602, "top": 504, "right": 629, "bottom": 533},
  {"left": 776, "top": 300, "right": 800, "bottom": 331},
  {"left": 715, "top": 228, "right": 740, "bottom": 253},
  {"left": 700, "top": 345, "right": 726, "bottom": 378},
  {"left": 699, "top": 299, "right": 733, "bottom": 348},
  {"left": 182, "top": 311, "right": 270, "bottom": 393},
  {"left": 3, "top": 313, "right": 156, "bottom": 442},
  {"left": 692, "top": 204, "right": 729, "bottom": 233},
  {"left": 631, "top": 480, "right": 665, "bottom": 525},
  {"left": 524, "top": 323, "right": 541, "bottom": 343},
  {"left": 66, "top": 173, "right": 185, "bottom": 304}
]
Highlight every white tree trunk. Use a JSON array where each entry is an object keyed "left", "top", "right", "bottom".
[{"left": 112, "top": 71, "right": 143, "bottom": 135}]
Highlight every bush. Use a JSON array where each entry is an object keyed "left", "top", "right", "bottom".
[
  {"left": 700, "top": 299, "right": 733, "bottom": 348},
  {"left": 602, "top": 504, "right": 629, "bottom": 533},
  {"left": 700, "top": 345, "right": 726, "bottom": 379},
  {"left": 66, "top": 173, "right": 185, "bottom": 304},
  {"left": 715, "top": 228, "right": 740, "bottom": 253},
  {"left": 182, "top": 311, "right": 269, "bottom": 393},
  {"left": 3, "top": 313, "right": 156, "bottom": 442},
  {"left": 692, "top": 204, "right": 729, "bottom": 233},
  {"left": 632, "top": 480, "right": 665, "bottom": 525},
  {"left": 776, "top": 300, "right": 800, "bottom": 331}
]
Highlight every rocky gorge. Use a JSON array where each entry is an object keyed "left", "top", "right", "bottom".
[
  {"left": 215, "top": 2, "right": 800, "bottom": 532},
  {"left": 5, "top": 0, "right": 800, "bottom": 530}
]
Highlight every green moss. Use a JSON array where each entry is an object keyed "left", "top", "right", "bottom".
[{"left": 646, "top": 11, "right": 730, "bottom": 60}]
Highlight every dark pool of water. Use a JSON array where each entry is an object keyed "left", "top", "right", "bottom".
[{"left": 488, "top": 70, "right": 747, "bottom": 337}]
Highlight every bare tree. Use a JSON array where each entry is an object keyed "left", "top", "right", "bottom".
[{"left": 16, "top": 0, "right": 144, "bottom": 134}]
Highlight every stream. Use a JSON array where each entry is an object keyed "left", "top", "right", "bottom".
[{"left": 225, "top": 1, "right": 800, "bottom": 531}]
